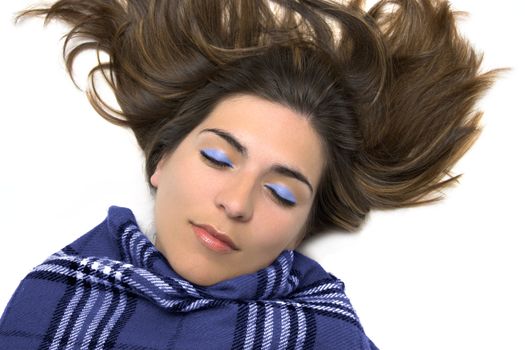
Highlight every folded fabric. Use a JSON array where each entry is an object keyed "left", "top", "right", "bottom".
[{"left": 0, "top": 206, "right": 378, "bottom": 349}]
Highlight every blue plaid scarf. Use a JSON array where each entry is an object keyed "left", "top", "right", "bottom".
[{"left": 0, "top": 206, "right": 378, "bottom": 349}]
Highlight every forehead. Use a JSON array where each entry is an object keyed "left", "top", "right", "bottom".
[{"left": 197, "top": 94, "right": 325, "bottom": 188}]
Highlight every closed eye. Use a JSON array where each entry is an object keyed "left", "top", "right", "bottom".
[
  {"left": 264, "top": 183, "right": 296, "bottom": 207},
  {"left": 200, "top": 148, "right": 233, "bottom": 168}
]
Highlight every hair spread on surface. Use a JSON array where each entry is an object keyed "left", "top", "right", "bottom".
[{"left": 16, "top": 0, "right": 501, "bottom": 237}]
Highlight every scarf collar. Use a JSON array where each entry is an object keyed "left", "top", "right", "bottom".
[
  {"left": 1, "top": 206, "right": 380, "bottom": 350},
  {"left": 36, "top": 206, "right": 359, "bottom": 324}
]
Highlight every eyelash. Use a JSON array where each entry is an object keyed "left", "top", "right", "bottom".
[
  {"left": 264, "top": 185, "right": 296, "bottom": 207},
  {"left": 200, "top": 149, "right": 233, "bottom": 168},
  {"left": 200, "top": 149, "right": 296, "bottom": 208}
]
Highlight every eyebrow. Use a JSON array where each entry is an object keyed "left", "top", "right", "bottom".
[
  {"left": 269, "top": 165, "right": 314, "bottom": 194},
  {"left": 200, "top": 128, "right": 247, "bottom": 155},
  {"left": 199, "top": 128, "right": 314, "bottom": 194}
]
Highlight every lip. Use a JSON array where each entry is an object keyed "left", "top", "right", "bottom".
[{"left": 191, "top": 223, "right": 239, "bottom": 253}]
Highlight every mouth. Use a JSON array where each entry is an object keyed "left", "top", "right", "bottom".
[{"left": 191, "top": 222, "right": 239, "bottom": 253}]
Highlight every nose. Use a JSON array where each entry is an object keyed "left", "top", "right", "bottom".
[{"left": 214, "top": 174, "right": 255, "bottom": 222}]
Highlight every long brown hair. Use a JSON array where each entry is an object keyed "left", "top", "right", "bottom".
[{"left": 15, "top": 0, "right": 500, "bottom": 237}]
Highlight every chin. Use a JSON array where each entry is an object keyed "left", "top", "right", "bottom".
[
  {"left": 167, "top": 256, "right": 228, "bottom": 286},
  {"left": 180, "top": 269, "right": 226, "bottom": 287}
]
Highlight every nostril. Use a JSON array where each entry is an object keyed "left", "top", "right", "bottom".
[
  {"left": 214, "top": 176, "right": 256, "bottom": 221},
  {"left": 215, "top": 194, "right": 254, "bottom": 221}
]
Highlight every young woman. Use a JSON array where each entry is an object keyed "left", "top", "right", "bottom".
[{"left": 0, "top": 0, "right": 499, "bottom": 349}]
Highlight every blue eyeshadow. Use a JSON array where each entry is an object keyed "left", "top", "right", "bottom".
[
  {"left": 265, "top": 183, "right": 296, "bottom": 204},
  {"left": 201, "top": 148, "right": 233, "bottom": 167}
]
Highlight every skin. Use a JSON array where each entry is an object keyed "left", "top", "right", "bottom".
[{"left": 150, "top": 94, "right": 325, "bottom": 286}]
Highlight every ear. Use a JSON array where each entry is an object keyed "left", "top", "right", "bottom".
[{"left": 150, "top": 157, "right": 167, "bottom": 188}]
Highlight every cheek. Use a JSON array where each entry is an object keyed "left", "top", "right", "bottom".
[
  {"left": 154, "top": 157, "right": 220, "bottom": 243},
  {"left": 251, "top": 206, "right": 308, "bottom": 250},
  {"left": 159, "top": 157, "right": 216, "bottom": 202}
]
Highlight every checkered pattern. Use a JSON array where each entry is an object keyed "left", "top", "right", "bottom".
[{"left": 0, "top": 206, "right": 378, "bottom": 349}]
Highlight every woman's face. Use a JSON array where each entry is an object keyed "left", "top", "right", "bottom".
[{"left": 150, "top": 94, "right": 325, "bottom": 286}]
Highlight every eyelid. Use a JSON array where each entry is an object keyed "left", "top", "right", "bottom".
[
  {"left": 265, "top": 183, "right": 297, "bottom": 206},
  {"left": 201, "top": 148, "right": 233, "bottom": 168}
]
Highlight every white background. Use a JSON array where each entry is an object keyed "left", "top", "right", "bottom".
[{"left": 1, "top": 1, "right": 524, "bottom": 349}]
